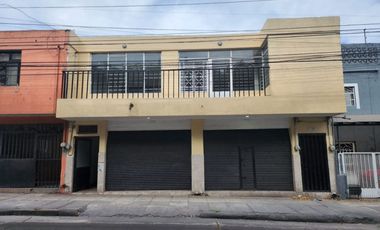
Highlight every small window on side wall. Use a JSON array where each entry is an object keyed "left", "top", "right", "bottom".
[
  {"left": 0, "top": 51, "right": 21, "bottom": 86},
  {"left": 344, "top": 83, "right": 360, "bottom": 109}
]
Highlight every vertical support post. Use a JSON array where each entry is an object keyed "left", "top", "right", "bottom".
[
  {"left": 191, "top": 119, "right": 205, "bottom": 194},
  {"left": 289, "top": 118, "right": 303, "bottom": 192},
  {"left": 372, "top": 153, "right": 379, "bottom": 189},
  {"left": 64, "top": 122, "right": 75, "bottom": 192},
  {"left": 326, "top": 117, "right": 337, "bottom": 193},
  {"left": 97, "top": 121, "right": 108, "bottom": 193}
]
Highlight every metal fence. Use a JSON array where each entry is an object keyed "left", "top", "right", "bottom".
[
  {"left": 62, "top": 67, "right": 269, "bottom": 99},
  {"left": 0, "top": 125, "right": 63, "bottom": 188},
  {"left": 338, "top": 152, "right": 380, "bottom": 198}
]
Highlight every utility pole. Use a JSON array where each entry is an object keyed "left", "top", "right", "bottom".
[{"left": 364, "top": 28, "right": 367, "bottom": 44}]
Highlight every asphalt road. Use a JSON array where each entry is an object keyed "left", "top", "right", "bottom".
[{"left": 0, "top": 219, "right": 378, "bottom": 230}]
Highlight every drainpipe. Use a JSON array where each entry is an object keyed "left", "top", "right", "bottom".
[{"left": 54, "top": 45, "right": 62, "bottom": 114}]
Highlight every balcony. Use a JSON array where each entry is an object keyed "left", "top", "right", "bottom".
[{"left": 61, "top": 67, "right": 269, "bottom": 99}]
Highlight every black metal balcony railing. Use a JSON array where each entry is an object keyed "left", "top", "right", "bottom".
[{"left": 61, "top": 67, "right": 269, "bottom": 99}]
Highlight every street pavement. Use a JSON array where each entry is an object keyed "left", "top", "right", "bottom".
[
  {"left": 0, "top": 216, "right": 379, "bottom": 230},
  {"left": 0, "top": 193, "right": 379, "bottom": 228}
]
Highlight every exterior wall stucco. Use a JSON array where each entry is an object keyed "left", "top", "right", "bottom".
[
  {"left": 0, "top": 30, "right": 70, "bottom": 116},
  {"left": 57, "top": 16, "right": 345, "bottom": 119}
]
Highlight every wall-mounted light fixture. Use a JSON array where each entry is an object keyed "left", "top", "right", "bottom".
[
  {"left": 60, "top": 142, "right": 71, "bottom": 152},
  {"left": 217, "top": 41, "right": 223, "bottom": 46},
  {"left": 294, "top": 145, "right": 301, "bottom": 152}
]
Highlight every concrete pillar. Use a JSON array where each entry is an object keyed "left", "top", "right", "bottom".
[
  {"left": 191, "top": 120, "right": 205, "bottom": 194},
  {"left": 289, "top": 118, "right": 303, "bottom": 192},
  {"left": 97, "top": 121, "right": 108, "bottom": 193},
  {"left": 326, "top": 118, "right": 337, "bottom": 193},
  {"left": 63, "top": 123, "right": 75, "bottom": 193}
]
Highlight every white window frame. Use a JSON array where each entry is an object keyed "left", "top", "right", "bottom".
[{"left": 344, "top": 83, "right": 360, "bottom": 109}]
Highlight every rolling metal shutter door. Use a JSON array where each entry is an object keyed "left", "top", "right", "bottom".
[
  {"left": 205, "top": 129, "right": 293, "bottom": 191},
  {"left": 106, "top": 131, "right": 191, "bottom": 191}
]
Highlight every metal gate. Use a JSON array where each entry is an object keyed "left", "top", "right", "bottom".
[
  {"left": 0, "top": 124, "right": 63, "bottom": 188},
  {"left": 298, "top": 134, "right": 331, "bottom": 192},
  {"left": 106, "top": 131, "right": 191, "bottom": 191},
  {"left": 204, "top": 129, "right": 293, "bottom": 191},
  {"left": 338, "top": 152, "right": 380, "bottom": 198}
]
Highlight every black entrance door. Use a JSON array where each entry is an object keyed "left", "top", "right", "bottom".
[
  {"left": 298, "top": 134, "right": 330, "bottom": 192},
  {"left": 73, "top": 137, "right": 99, "bottom": 192}
]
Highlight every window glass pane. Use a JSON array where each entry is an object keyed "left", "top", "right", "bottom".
[
  {"left": 92, "top": 53, "right": 107, "bottom": 71},
  {"left": 145, "top": 53, "right": 161, "bottom": 92},
  {"left": 179, "top": 51, "right": 208, "bottom": 59},
  {"left": 210, "top": 51, "right": 230, "bottom": 59},
  {"left": 11, "top": 53, "right": 21, "bottom": 60},
  {"left": 127, "top": 53, "right": 144, "bottom": 92},
  {"left": 109, "top": 53, "right": 125, "bottom": 70},
  {"left": 232, "top": 50, "right": 254, "bottom": 59},
  {"left": 91, "top": 54, "right": 107, "bottom": 93},
  {"left": 127, "top": 53, "right": 143, "bottom": 70},
  {"left": 344, "top": 87, "right": 355, "bottom": 106},
  {"left": 145, "top": 53, "right": 161, "bottom": 70},
  {"left": 145, "top": 53, "right": 160, "bottom": 62},
  {"left": 6, "top": 66, "right": 18, "bottom": 86},
  {"left": 212, "top": 59, "right": 230, "bottom": 92},
  {"left": 0, "top": 53, "right": 10, "bottom": 62},
  {"left": 0, "top": 65, "right": 6, "bottom": 85},
  {"left": 108, "top": 53, "right": 125, "bottom": 93},
  {"left": 232, "top": 60, "right": 254, "bottom": 91}
]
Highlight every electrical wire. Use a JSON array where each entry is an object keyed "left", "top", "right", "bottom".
[{"left": 0, "top": 0, "right": 276, "bottom": 9}]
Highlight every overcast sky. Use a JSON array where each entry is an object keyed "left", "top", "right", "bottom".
[{"left": 0, "top": 0, "right": 379, "bottom": 43}]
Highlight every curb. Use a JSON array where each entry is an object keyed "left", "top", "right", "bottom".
[
  {"left": 0, "top": 208, "right": 84, "bottom": 217},
  {"left": 198, "top": 212, "right": 380, "bottom": 224}
]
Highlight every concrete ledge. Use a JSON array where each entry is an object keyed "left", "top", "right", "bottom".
[
  {"left": 199, "top": 212, "right": 380, "bottom": 224},
  {"left": 0, "top": 188, "right": 59, "bottom": 194},
  {"left": 72, "top": 190, "right": 332, "bottom": 199},
  {"left": 206, "top": 191, "right": 332, "bottom": 199},
  {"left": 93, "top": 190, "right": 191, "bottom": 197},
  {"left": 0, "top": 209, "right": 83, "bottom": 217}
]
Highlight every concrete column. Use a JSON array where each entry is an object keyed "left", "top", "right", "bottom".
[
  {"left": 97, "top": 121, "right": 108, "bottom": 193},
  {"left": 326, "top": 118, "right": 337, "bottom": 193},
  {"left": 289, "top": 118, "right": 303, "bottom": 192},
  {"left": 191, "top": 120, "right": 205, "bottom": 194},
  {"left": 63, "top": 123, "right": 75, "bottom": 193}
]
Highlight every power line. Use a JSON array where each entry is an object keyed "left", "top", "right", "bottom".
[
  {"left": 0, "top": 27, "right": 367, "bottom": 47},
  {"left": 0, "top": 3, "right": 55, "bottom": 30},
  {"left": 0, "top": 20, "right": 379, "bottom": 39},
  {"left": 0, "top": 0, "right": 275, "bottom": 9}
]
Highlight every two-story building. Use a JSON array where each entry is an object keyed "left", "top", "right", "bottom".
[
  {"left": 335, "top": 43, "right": 380, "bottom": 198},
  {"left": 0, "top": 30, "right": 70, "bottom": 191},
  {"left": 57, "top": 16, "right": 346, "bottom": 195}
]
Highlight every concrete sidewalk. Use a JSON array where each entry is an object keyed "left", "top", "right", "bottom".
[{"left": 0, "top": 193, "right": 379, "bottom": 224}]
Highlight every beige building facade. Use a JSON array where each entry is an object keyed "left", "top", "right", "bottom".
[{"left": 57, "top": 16, "right": 345, "bottom": 195}]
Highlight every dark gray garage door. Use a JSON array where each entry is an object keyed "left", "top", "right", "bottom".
[
  {"left": 205, "top": 129, "right": 293, "bottom": 191},
  {"left": 106, "top": 131, "right": 191, "bottom": 191}
]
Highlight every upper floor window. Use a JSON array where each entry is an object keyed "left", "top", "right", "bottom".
[
  {"left": 179, "top": 49, "right": 263, "bottom": 94},
  {"left": 0, "top": 51, "right": 21, "bottom": 86},
  {"left": 344, "top": 83, "right": 360, "bottom": 109},
  {"left": 91, "top": 52, "right": 161, "bottom": 93}
]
